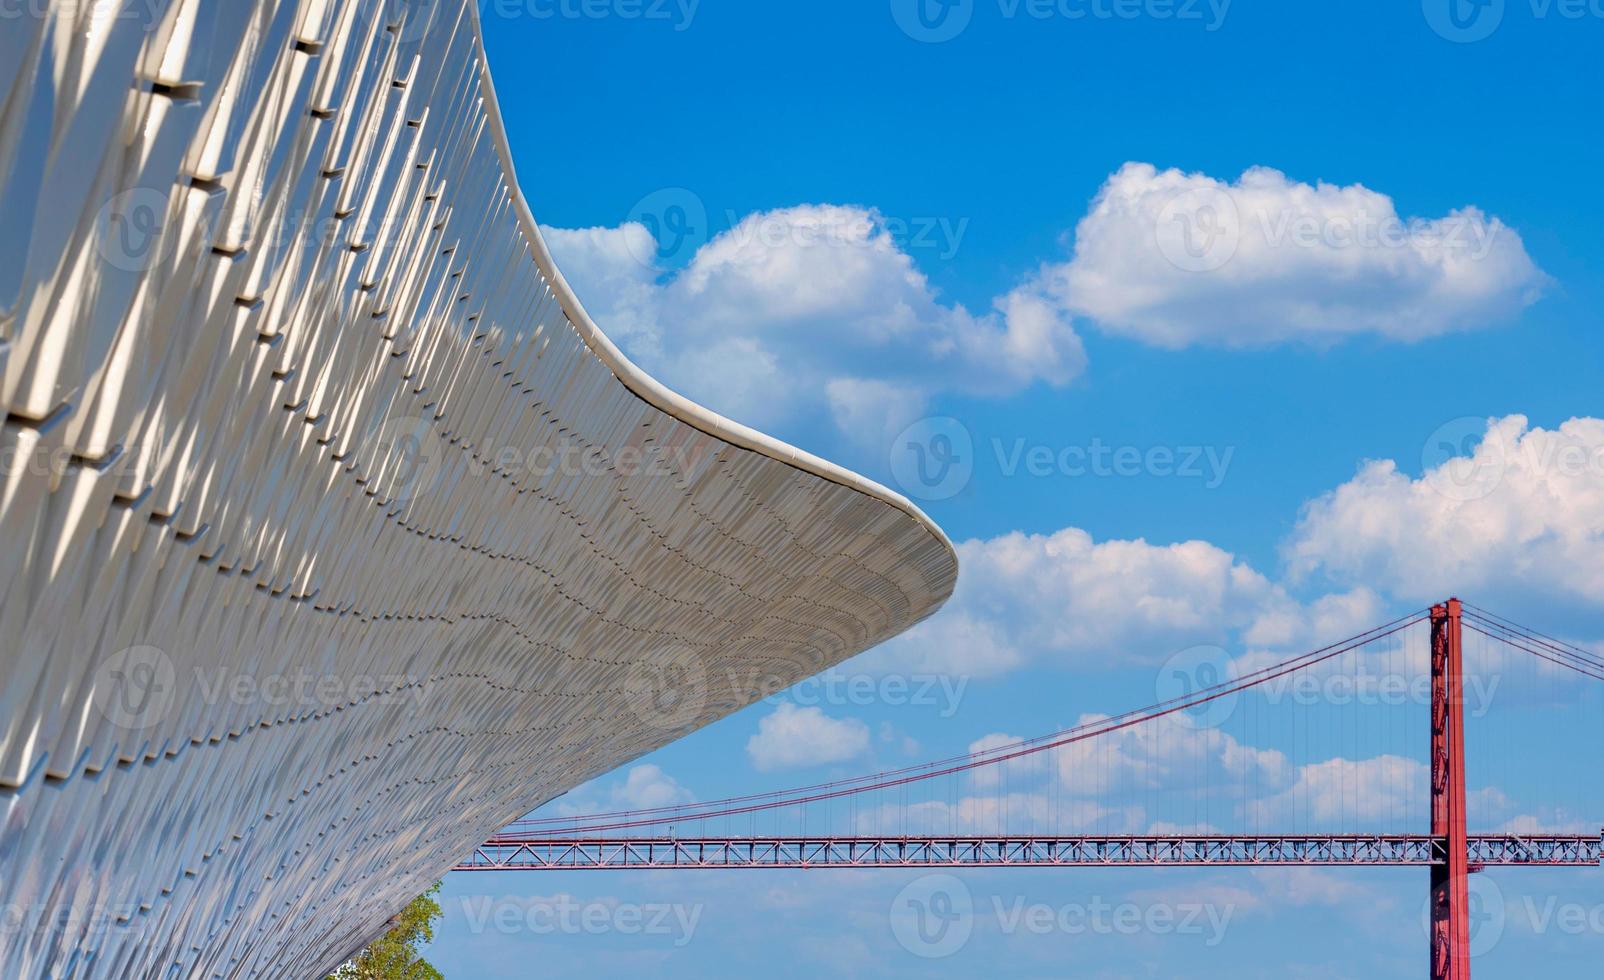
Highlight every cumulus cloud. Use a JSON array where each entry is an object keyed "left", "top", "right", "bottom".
[
  {"left": 1247, "top": 756, "right": 1425, "bottom": 827},
  {"left": 1049, "top": 162, "right": 1549, "bottom": 348},
  {"left": 545, "top": 170, "right": 1545, "bottom": 441},
  {"left": 746, "top": 703, "right": 871, "bottom": 771},
  {"left": 852, "top": 794, "right": 1146, "bottom": 837},
  {"left": 553, "top": 763, "right": 693, "bottom": 816},
  {"left": 544, "top": 205, "right": 1086, "bottom": 442},
  {"left": 1286, "top": 415, "right": 1604, "bottom": 607},
  {"left": 859, "top": 417, "right": 1604, "bottom": 684},
  {"left": 1056, "top": 713, "right": 1291, "bottom": 801},
  {"left": 865, "top": 527, "right": 1307, "bottom": 675}
]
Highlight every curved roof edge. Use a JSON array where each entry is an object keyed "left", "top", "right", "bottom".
[{"left": 466, "top": 8, "right": 957, "bottom": 572}]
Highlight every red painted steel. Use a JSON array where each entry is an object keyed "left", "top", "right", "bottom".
[
  {"left": 1431, "top": 600, "right": 1472, "bottom": 980},
  {"left": 454, "top": 834, "right": 1604, "bottom": 871},
  {"left": 464, "top": 600, "right": 1604, "bottom": 978}
]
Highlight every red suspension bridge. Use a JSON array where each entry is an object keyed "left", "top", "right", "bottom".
[{"left": 456, "top": 601, "right": 1604, "bottom": 980}]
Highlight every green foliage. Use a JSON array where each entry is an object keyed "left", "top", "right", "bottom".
[{"left": 327, "top": 884, "right": 445, "bottom": 980}]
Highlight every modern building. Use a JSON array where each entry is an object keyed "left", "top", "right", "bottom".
[{"left": 0, "top": 2, "right": 957, "bottom": 976}]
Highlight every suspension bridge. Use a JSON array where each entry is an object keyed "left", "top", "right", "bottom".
[{"left": 455, "top": 600, "right": 1604, "bottom": 979}]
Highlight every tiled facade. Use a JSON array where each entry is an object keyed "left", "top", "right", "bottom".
[{"left": 0, "top": 2, "right": 956, "bottom": 976}]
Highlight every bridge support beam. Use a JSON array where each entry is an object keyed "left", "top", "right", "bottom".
[{"left": 1431, "top": 598, "right": 1472, "bottom": 980}]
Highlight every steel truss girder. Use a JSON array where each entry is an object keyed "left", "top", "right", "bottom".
[{"left": 453, "top": 834, "right": 1604, "bottom": 871}]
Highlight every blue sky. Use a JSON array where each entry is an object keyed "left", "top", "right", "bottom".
[{"left": 429, "top": 1, "right": 1604, "bottom": 976}]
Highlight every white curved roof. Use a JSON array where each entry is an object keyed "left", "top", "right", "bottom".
[{"left": 0, "top": 2, "right": 956, "bottom": 977}]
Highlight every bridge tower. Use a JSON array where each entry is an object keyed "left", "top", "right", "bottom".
[{"left": 1430, "top": 598, "right": 1472, "bottom": 980}]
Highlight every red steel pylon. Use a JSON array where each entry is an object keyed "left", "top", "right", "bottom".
[{"left": 1431, "top": 599, "right": 1472, "bottom": 980}]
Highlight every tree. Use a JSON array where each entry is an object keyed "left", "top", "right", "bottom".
[{"left": 327, "top": 884, "right": 444, "bottom": 980}]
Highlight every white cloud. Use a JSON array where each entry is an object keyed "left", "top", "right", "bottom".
[
  {"left": 1286, "top": 415, "right": 1604, "bottom": 607},
  {"left": 1055, "top": 713, "right": 1290, "bottom": 805},
  {"left": 853, "top": 607, "right": 1024, "bottom": 679},
  {"left": 852, "top": 794, "right": 1146, "bottom": 837},
  {"left": 859, "top": 524, "right": 1402, "bottom": 683},
  {"left": 967, "top": 733, "right": 1027, "bottom": 790},
  {"left": 870, "top": 528, "right": 1287, "bottom": 674},
  {"left": 1050, "top": 162, "right": 1548, "bottom": 348},
  {"left": 612, "top": 764, "right": 695, "bottom": 809},
  {"left": 553, "top": 764, "right": 693, "bottom": 816},
  {"left": 544, "top": 205, "right": 1086, "bottom": 440},
  {"left": 859, "top": 417, "right": 1604, "bottom": 684},
  {"left": 1246, "top": 756, "right": 1425, "bottom": 827},
  {"left": 746, "top": 703, "right": 871, "bottom": 772},
  {"left": 545, "top": 170, "right": 1544, "bottom": 443}
]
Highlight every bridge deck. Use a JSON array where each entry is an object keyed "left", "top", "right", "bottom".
[{"left": 455, "top": 834, "right": 1604, "bottom": 871}]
